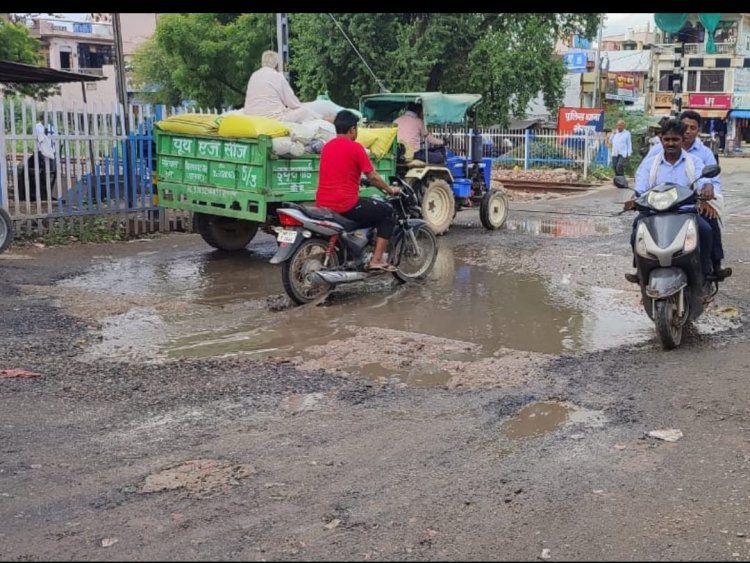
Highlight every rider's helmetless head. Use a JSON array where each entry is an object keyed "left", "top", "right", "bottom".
[
  {"left": 659, "top": 119, "right": 686, "bottom": 161},
  {"left": 679, "top": 110, "right": 702, "bottom": 148}
]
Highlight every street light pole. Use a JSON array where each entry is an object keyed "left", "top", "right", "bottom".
[
  {"left": 593, "top": 13, "right": 604, "bottom": 108},
  {"left": 112, "top": 13, "right": 129, "bottom": 135}
]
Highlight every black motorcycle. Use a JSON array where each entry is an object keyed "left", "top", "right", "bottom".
[
  {"left": 614, "top": 164, "right": 724, "bottom": 349},
  {"left": 270, "top": 178, "right": 438, "bottom": 305}
]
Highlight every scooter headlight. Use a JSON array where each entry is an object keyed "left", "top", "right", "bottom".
[
  {"left": 683, "top": 219, "right": 697, "bottom": 253},
  {"left": 635, "top": 222, "right": 650, "bottom": 258},
  {"left": 647, "top": 188, "right": 678, "bottom": 211}
]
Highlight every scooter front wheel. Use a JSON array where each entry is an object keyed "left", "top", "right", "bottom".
[{"left": 654, "top": 296, "right": 685, "bottom": 350}]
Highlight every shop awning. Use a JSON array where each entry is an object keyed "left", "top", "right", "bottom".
[
  {"left": 0, "top": 60, "right": 105, "bottom": 84},
  {"left": 728, "top": 109, "right": 750, "bottom": 119},
  {"left": 691, "top": 109, "right": 729, "bottom": 119}
]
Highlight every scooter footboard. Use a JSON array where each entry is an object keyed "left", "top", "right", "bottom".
[{"left": 646, "top": 267, "right": 687, "bottom": 299}]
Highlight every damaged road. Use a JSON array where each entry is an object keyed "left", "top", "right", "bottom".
[{"left": 1, "top": 159, "right": 750, "bottom": 561}]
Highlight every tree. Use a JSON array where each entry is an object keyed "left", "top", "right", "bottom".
[
  {"left": 131, "top": 12, "right": 600, "bottom": 124},
  {"left": 0, "top": 18, "right": 59, "bottom": 99},
  {"left": 130, "top": 13, "right": 275, "bottom": 108},
  {"left": 290, "top": 13, "right": 601, "bottom": 126}
]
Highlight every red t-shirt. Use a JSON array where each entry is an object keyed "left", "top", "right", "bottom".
[{"left": 316, "top": 136, "right": 373, "bottom": 213}]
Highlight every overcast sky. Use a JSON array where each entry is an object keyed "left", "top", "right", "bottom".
[
  {"left": 603, "top": 13, "right": 655, "bottom": 37},
  {"left": 53, "top": 12, "right": 656, "bottom": 38}
]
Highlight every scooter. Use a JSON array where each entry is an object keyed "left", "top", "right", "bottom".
[
  {"left": 614, "top": 164, "right": 725, "bottom": 349},
  {"left": 269, "top": 178, "right": 438, "bottom": 305},
  {"left": 0, "top": 208, "right": 12, "bottom": 255}
]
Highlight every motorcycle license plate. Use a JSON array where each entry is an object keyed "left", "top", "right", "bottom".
[{"left": 277, "top": 229, "right": 297, "bottom": 244}]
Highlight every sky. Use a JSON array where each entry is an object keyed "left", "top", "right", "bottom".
[
  {"left": 53, "top": 12, "right": 656, "bottom": 38},
  {"left": 603, "top": 13, "right": 655, "bottom": 37}
]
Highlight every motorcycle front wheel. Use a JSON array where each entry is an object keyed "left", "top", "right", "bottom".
[
  {"left": 392, "top": 224, "right": 438, "bottom": 283},
  {"left": 281, "top": 239, "right": 339, "bottom": 305}
]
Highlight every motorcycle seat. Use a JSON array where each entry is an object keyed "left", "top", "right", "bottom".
[{"left": 282, "top": 202, "right": 359, "bottom": 231}]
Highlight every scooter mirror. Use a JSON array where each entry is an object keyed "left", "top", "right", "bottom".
[
  {"left": 613, "top": 175, "right": 630, "bottom": 189},
  {"left": 700, "top": 164, "right": 721, "bottom": 179}
]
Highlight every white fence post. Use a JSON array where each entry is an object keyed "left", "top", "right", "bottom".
[{"left": 0, "top": 89, "right": 8, "bottom": 212}]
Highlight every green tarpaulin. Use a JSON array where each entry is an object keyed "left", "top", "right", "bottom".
[{"left": 359, "top": 92, "right": 482, "bottom": 126}]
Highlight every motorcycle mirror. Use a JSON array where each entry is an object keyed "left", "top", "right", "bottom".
[
  {"left": 613, "top": 175, "right": 630, "bottom": 189},
  {"left": 700, "top": 164, "right": 721, "bottom": 179}
]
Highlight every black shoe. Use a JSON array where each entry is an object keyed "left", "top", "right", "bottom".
[
  {"left": 714, "top": 267, "right": 732, "bottom": 281},
  {"left": 624, "top": 272, "right": 639, "bottom": 284}
]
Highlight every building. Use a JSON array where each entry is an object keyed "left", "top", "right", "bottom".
[
  {"left": 24, "top": 14, "right": 161, "bottom": 110},
  {"left": 647, "top": 13, "right": 750, "bottom": 153},
  {"left": 27, "top": 16, "right": 117, "bottom": 110},
  {"left": 601, "top": 29, "right": 659, "bottom": 51}
]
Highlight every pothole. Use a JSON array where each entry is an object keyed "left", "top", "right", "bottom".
[{"left": 503, "top": 400, "right": 606, "bottom": 439}]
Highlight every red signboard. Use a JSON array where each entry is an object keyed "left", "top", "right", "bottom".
[
  {"left": 556, "top": 107, "right": 604, "bottom": 135},
  {"left": 686, "top": 94, "right": 732, "bottom": 109}
]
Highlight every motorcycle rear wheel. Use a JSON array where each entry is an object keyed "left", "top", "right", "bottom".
[
  {"left": 392, "top": 224, "right": 438, "bottom": 283},
  {"left": 654, "top": 295, "right": 686, "bottom": 350},
  {"left": 282, "top": 239, "right": 339, "bottom": 305}
]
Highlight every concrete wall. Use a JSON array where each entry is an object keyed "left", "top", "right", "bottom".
[
  {"left": 43, "top": 65, "right": 118, "bottom": 112},
  {"left": 119, "top": 13, "right": 159, "bottom": 59}
]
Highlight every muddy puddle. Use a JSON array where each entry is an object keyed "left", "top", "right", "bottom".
[
  {"left": 503, "top": 400, "right": 606, "bottom": 439},
  {"left": 55, "top": 244, "right": 737, "bottom": 387}
]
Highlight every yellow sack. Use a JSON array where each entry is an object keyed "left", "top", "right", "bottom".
[
  {"left": 218, "top": 114, "right": 289, "bottom": 139},
  {"left": 356, "top": 127, "right": 397, "bottom": 160},
  {"left": 156, "top": 113, "right": 222, "bottom": 136}
]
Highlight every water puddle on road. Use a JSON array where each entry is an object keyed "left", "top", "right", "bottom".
[
  {"left": 56, "top": 242, "right": 708, "bottom": 387},
  {"left": 505, "top": 216, "right": 611, "bottom": 237},
  {"left": 503, "top": 401, "right": 606, "bottom": 439}
]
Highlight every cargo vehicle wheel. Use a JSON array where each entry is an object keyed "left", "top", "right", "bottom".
[
  {"left": 420, "top": 179, "right": 455, "bottom": 235},
  {"left": 479, "top": 188, "right": 509, "bottom": 230},
  {"left": 0, "top": 208, "right": 12, "bottom": 255},
  {"left": 194, "top": 213, "right": 258, "bottom": 251}
]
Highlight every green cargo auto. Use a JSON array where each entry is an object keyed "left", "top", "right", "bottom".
[{"left": 154, "top": 130, "right": 395, "bottom": 250}]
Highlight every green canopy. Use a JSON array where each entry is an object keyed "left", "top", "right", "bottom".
[{"left": 359, "top": 92, "right": 482, "bottom": 126}]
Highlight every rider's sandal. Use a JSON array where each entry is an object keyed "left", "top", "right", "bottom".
[{"left": 368, "top": 263, "right": 397, "bottom": 273}]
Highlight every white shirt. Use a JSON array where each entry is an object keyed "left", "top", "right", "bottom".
[
  {"left": 610, "top": 128, "right": 632, "bottom": 158},
  {"left": 243, "top": 66, "right": 303, "bottom": 119}
]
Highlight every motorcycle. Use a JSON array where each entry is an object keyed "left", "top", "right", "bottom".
[
  {"left": 614, "top": 164, "right": 724, "bottom": 349},
  {"left": 0, "top": 208, "right": 12, "bottom": 255},
  {"left": 269, "top": 177, "right": 438, "bottom": 305}
]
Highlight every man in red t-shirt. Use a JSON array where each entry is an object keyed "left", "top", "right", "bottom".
[{"left": 316, "top": 110, "right": 401, "bottom": 272}]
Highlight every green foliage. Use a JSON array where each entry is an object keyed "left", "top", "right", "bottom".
[
  {"left": 130, "top": 13, "right": 275, "bottom": 108},
  {"left": 133, "top": 13, "right": 601, "bottom": 124},
  {"left": 289, "top": 13, "right": 600, "bottom": 126},
  {"left": 0, "top": 20, "right": 59, "bottom": 99},
  {"left": 26, "top": 217, "right": 128, "bottom": 246}
]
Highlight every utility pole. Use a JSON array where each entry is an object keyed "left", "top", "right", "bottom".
[
  {"left": 593, "top": 13, "right": 604, "bottom": 108},
  {"left": 276, "top": 13, "right": 290, "bottom": 82},
  {"left": 112, "top": 13, "right": 130, "bottom": 135}
]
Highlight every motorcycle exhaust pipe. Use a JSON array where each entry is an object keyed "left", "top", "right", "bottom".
[{"left": 312, "top": 271, "right": 369, "bottom": 284}]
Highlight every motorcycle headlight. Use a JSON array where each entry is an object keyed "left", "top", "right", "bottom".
[
  {"left": 647, "top": 188, "right": 678, "bottom": 211},
  {"left": 683, "top": 219, "right": 697, "bottom": 253},
  {"left": 635, "top": 222, "right": 650, "bottom": 258}
]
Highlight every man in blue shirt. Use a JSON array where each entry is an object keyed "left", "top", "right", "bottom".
[
  {"left": 610, "top": 119, "right": 632, "bottom": 176},
  {"left": 624, "top": 119, "right": 716, "bottom": 286},
  {"left": 637, "top": 110, "right": 728, "bottom": 278}
]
